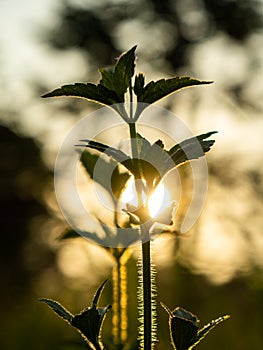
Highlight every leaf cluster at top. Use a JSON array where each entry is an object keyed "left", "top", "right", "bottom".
[{"left": 42, "top": 46, "right": 212, "bottom": 122}]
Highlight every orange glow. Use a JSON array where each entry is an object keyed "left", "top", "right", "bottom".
[{"left": 121, "top": 177, "right": 171, "bottom": 219}]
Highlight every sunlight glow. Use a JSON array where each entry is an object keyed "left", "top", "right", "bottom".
[
  {"left": 121, "top": 177, "right": 171, "bottom": 219},
  {"left": 148, "top": 183, "right": 171, "bottom": 218}
]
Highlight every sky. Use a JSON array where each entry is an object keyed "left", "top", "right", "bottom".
[
  {"left": 1, "top": 0, "right": 263, "bottom": 284},
  {"left": 1, "top": 0, "right": 263, "bottom": 151}
]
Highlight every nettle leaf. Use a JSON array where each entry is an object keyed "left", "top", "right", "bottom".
[
  {"left": 161, "top": 303, "right": 229, "bottom": 350},
  {"left": 78, "top": 140, "right": 131, "bottom": 164},
  {"left": 161, "top": 304, "right": 199, "bottom": 350},
  {"left": 134, "top": 73, "right": 145, "bottom": 97},
  {"left": 134, "top": 77, "right": 213, "bottom": 119},
  {"left": 72, "top": 280, "right": 111, "bottom": 350},
  {"left": 80, "top": 150, "right": 130, "bottom": 200},
  {"left": 40, "top": 280, "right": 111, "bottom": 350},
  {"left": 39, "top": 299, "right": 73, "bottom": 323},
  {"left": 99, "top": 45, "right": 136, "bottom": 100},
  {"left": 78, "top": 140, "right": 139, "bottom": 178},
  {"left": 78, "top": 132, "right": 216, "bottom": 201},
  {"left": 42, "top": 46, "right": 137, "bottom": 121},
  {"left": 139, "top": 137, "right": 171, "bottom": 190},
  {"left": 42, "top": 82, "right": 121, "bottom": 105},
  {"left": 129, "top": 132, "right": 216, "bottom": 191},
  {"left": 191, "top": 315, "right": 230, "bottom": 349},
  {"left": 165, "top": 131, "right": 217, "bottom": 170}
]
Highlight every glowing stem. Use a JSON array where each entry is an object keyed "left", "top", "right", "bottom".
[{"left": 141, "top": 228, "right": 152, "bottom": 350}]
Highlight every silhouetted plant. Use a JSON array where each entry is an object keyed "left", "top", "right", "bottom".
[{"left": 40, "top": 46, "right": 229, "bottom": 349}]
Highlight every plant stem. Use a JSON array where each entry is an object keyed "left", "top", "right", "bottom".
[
  {"left": 141, "top": 226, "right": 152, "bottom": 350},
  {"left": 127, "top": 86, "right": 153, "bottom": 349}
]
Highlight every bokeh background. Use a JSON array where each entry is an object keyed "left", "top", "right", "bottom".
[{"left": 1, "top": 0, "right": 263, "bottom": 349}]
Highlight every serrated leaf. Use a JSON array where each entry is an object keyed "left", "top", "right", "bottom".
[
  {"left": 99, "top": 46, "right": 136, "bottom": 100},
  {"left": 78, "top": 140, "right": 140, "bottom": 181},
  {"left": 166, "top": 131, "right": 217, "bottom": 170},
  {"left": 114, "top": 45, "right": 137, "bottom": 95},
  {"left": 42, "top": 82, "right": 121, "bottom": 105},
  {"left": 78, "top": 140, "right": 131, "bottom": 164},
  {"left": 134, "top": 73, "right": 145, "bottom": 96},
  {"left": 99, "top": 69, "right": 115, "bottom": 91},
  {"left": 42, "top": 82, "right": 129, "bottom": 121},
  {"left": 39, "top": 298, "right": 73, "bottom": 323},
  {"left": 134, "top": 77, "right": 213, "bottom": 119}
]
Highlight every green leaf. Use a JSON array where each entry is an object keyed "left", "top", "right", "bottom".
[
  {"left": 161, "top": 304, "right": 199, "bottom": 350},
  {"left": 72, "top": 280, "right": 111, "bottom": 349},
  {"left": 99, "top": 46, "right": 137, "bottom": 100},
  {"left": 42, "top": 47, "right": 137, "bottom": 121},
  {"left": 134, "top": 77, "right": 213, "bottom": 119},
  {"left": 39, "top": 299, "right": 73, "bottom": 323},
  {"left": 78, "top": 140, "right": 130, "bottom": 164},
  {"left": 138, "top": 136, "right": 171, "bottom": 190},
  {"left": 134, "top": 73, "right": 145, "bottom": 97},
  {"left": 80, "top": 150, "right": 130, "bottom": 200},
  {"left": 42, "top": 82, "right": 121, "bottom": 105},
  {"left": 40, "top": 281, "right": 111, "bottom": 350},
  {"left": 78, "top": 140, "right": 138, "bottom": 177},
  {"left": 167, "top": 131, "right": 217, "bottom": 168},
  {"left": 161, "top": 303, "right": 230, "bottom": 350},
  {"left": 79, "top": 132, "right": 216, "bottom": 197}
]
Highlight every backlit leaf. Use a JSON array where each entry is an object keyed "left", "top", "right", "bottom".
[
  {"left": 99, "top": 46, "right": 136, "bottom": 100},
  {"left": 40, "top": 281, "right": 111, "bottom": 350},
  {"left": 191, "top": 315, "right": 230, "bottom": 348},
  {"left": 134, "top": 77, "right": 213, "bottom": 119},
  {"left": 39, "top": 299, "right": 73, "bottom": 323},
  {"left": 42, "top": 82, "right": 121, "bottom": 105},
  {"left": 166, "top": 131, "right": 217, "bottom": 169},
  {"left": 134, "top": 73, "right": 145, "bottom": 97},
  {"left": 161, "top": 303, "right": 229, "bottom": 350}
]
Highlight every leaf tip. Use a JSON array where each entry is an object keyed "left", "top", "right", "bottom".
[{"left": 160, "top": 301, "right": 172, "bottom": 317}]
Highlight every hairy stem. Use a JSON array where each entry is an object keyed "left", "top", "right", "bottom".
[{"left": 141, "top": 228, "right": 152, "bottom": 350}]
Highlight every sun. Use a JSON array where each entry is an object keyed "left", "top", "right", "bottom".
[
  {"left": 121, "top": 177, "right": 171, "bottom": 219},
  {"left": 148, "top": 183, "right": 171, "bottom": 218}
]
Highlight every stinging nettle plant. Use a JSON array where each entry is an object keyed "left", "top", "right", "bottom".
[{"left": 40, "top": 46, "right": 229, "bottom": 350}]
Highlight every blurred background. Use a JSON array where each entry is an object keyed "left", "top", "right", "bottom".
[{"left": 0, "top": 0, "right": 263, "bottom": 349}]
